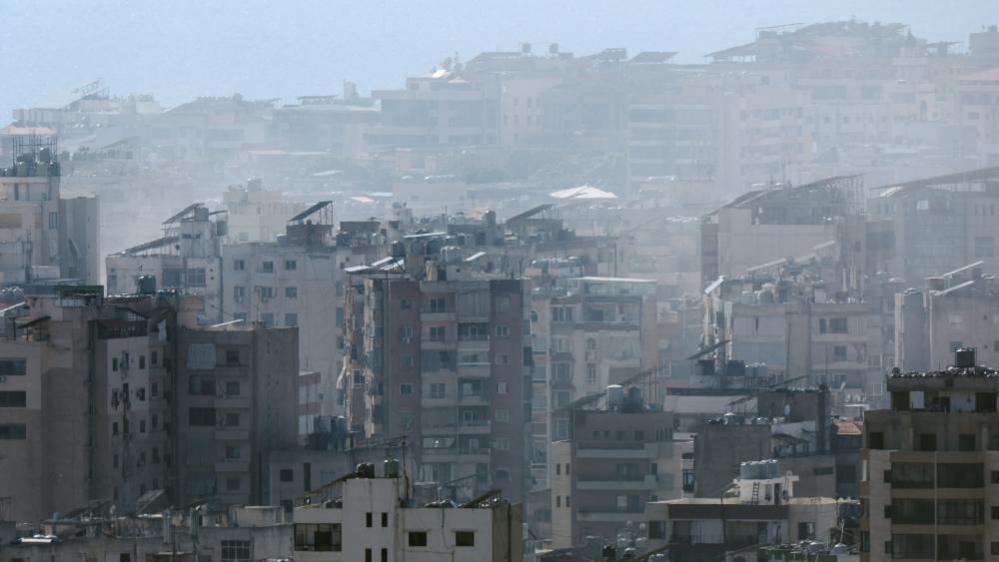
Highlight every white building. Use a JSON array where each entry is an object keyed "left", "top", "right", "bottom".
[
  {"left": 106, "top": 203, "right": 225, "bottom": 322},
  {"left": 222, "top": 179, "right": 306, "bottom": 243},
  {"left": 294, "top": 467, "right": 523, "bottom": 562}
]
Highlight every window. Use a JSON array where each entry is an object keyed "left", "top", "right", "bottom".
[
  {"left": 226, "top": 349, "right": 240, "bottom": 365},
  {"left": 186, "top": 268, "right": 206, "bottom": 288},
  {"left": 992, "top": 542, "right": 999, "bottom": 556},
  {"left": 48, "top": 211, "right": 58, "bottom": 229},
  {"left": 225, "top": 445, "right": 240, "bottom": 460},
  {"left": 0, "top": 424, "right": 26, "bottom": 439},
  {"left": 455, "top": 531, "right": 475, "bottom": 547},
  {"left": 285, "top": 260, "right": 297, "bottom": 271},
  {"left": 960, "top": 433, "right": 977, "bottom": 451},
  {"left": 495, "top": 353, "right": 510, "bottom": 366},
  {"left": 869, "top": 432, "right": 884, "bottom": 449},
  {"left": 401, "top": 355, "right": 414, "bottom": 368},
  {"left": 495, "top": 325, "right": 510, "bottom": 338},
  {"left": 294, "top": 523, "right": 341, "bottom": 552},
  {"left": 221, "top": 540, "right": 251, "bottom": 562},
  {"left": 586, "top": 363, "right": 597, "bottom": 383},
  {"left": 261, "top": 313, "right": 274, "bottom": 327},
  {"left": 429, "top": 297, "right": 447, "bottom": 313},
  {"left": 496, "top": 382, "right": 507, "bottom": 395},
  {"left": 400, "top": 298, "right": 411, "bottom": 309},
  {"left": 495, "top": 408, "right": 510, "bottom": 422},
  {"left": 225, "top": 381, "right": 240, "bottom": 396},
  {"left": 976, "top": 237, "right": 995, "bottom": 258},
  {"left": 0, "top": 391, "right": 26, "bottom": 408},
  {"left": 139, "top": 420, "right": 147, "bottom": 433},
  {"left": 991, "top": 470, "right": 999, "bottom": 484},
  {"left": 260, "top": 261, "right": 275, "bottom": 273},
  {"left": 188, "top": 407, "right": 216, "bottom": 426},
  {"left": 381, "top": 512, "right": 388, "bottom": 527},
  {"left": 832, "top": 346, "right": 847, "bottom": 361},
  {"left": 400, "top": 383, "right": 413, "bottom": 396},
  {"left": 365, "top": 512, "right": 373, "bottom": 527},
  {"left": 494, "top": 437, "right": 510, "bottom": 451},
  {"left": 429, "top": 326, "right": 446, "bottom": 341},
  {"left": 424, "top": 382, "right": 445, "bottom": 399},
  {"left": 0, "top": 359, "right": 27, "bottom": 376},
  {"left": 233, "top": 259, "right": 245, "bottom": 271},
  {"left": 285, "top": 287, "right": 298, "bottom": 299},
  {"left": 258, "top": 286, "right": 275, "bottom": 299},
  {"left": 139, "top": 355, "right": 146, "bottom": 369},
  {"left": 408, "top": 531, "right": 428, "bottom": 547},
  {"left": 225, "top": 476, "right": 240, "bottom": 491},
  {"left": 365, "top": 549, "right": 372, "bottom": 562},
  {"left": 280, "top": 469, "right": 294, "bottom": 482},
  {"left": 285, "top": 313, "right": 298, "bottom": 327},
  {"left": 226, "top": 413, "right": 240, "bottom": 427},
  {"left": 918, "top": 433, "right": 937, "bottom": 451},
  {"left": 552, "top": 306, "right": 573, "bottom": 322}
]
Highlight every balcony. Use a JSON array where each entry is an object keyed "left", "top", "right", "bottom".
[
  {"left": 457, "top": 363, "right": 491, "bottom": 378},
  {"left": 215, "top": 459, "right": 251, "bottom": 472},
  {"left": 420, "top": 311, "right": 456, "bottom": 323},
  {"left": 576, "top": 474, "right": 659, "bottom": 491},
  {"left": 215, "top": 429, "right": 250, "bottom": 441},
  {"left": 457, "top": 393, "right": 488, "bottom": 407},
  {"left": 458, "top": 420, "right": 491, "bottom": 434},
  {"left": 576, "top": 510, "right": 646, "bottom": 523}
]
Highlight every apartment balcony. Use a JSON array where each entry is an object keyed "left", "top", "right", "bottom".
[
  {"left": 457, "top": 420, "right": 491, "bottom": 434},
  {"left": 420, "top": 311, "right": 456, "bottom": 323},
  {"left": 457, "top": 363, "right": 491, "bottom": 378},
  {"left": 457, "top": 393, "right": 488, "bottom": 407},
  {"left": 457, "top": 338, "right": 490, "bottom": 352},
  {"left": 421, "top": 396, "right": 458, "bottom": 408},
  {"left": 422, "top": 448, "right": 459, "bottom": 462},
  {"left": 576, "top": 474, "right": 660, "bottom": 491},
  {"left": 214, "top": 429, "right": 250, "bottom": 441},
  {"left": 421, "top": 338, "right": 455, "bottom": 351},
  {"left": 575, "top": 443, "right": 659, "bottom": 459},
  {"left": 214, "top": 460, "right": 251, "bottom": 472},
  {"left": 457, "top": 448, "right": 491, "bottom": 462},
  {"left": 218, "top": 397, "right": 251, "bottom": 409}
]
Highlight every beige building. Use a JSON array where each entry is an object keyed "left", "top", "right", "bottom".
[
  {"left": 106, "top": 203, "right": 225, "bottom": 321},
  {"left": 861, "top": 348, "right": 999, "bottom": 561},
  {"left": 175, "top": 321, "right": 299, "bottom": 507},
  {"left": 222, "top": 179, "right": 306, "bottom": 243},
  {"left": 896, "top": 262, "right": 999, "bottom": 372},
  {"left": 294, "top": 468, "right": 523, "bottom": 562},
  {"left": 646, "top": 461, "right": 845, "bottom": 561},
  {"left": 0, "top": 287, "right": 189, "bottom": 522},
  {"left": 550, "top": 399, "right": 691, "bottom": 549},
  {"left": 0, "top": 138, "right": 99, "bottom": 285}
]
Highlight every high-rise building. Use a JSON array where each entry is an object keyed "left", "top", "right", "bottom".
[
  {"left": 861, "top": 347, "right": 999, "bottom": 561},
  {"left": 342, "top": 238, "right": 528, "bottom": 503},
  {"left": 0, "top": 136, "right": 99, "bottom": 286}
]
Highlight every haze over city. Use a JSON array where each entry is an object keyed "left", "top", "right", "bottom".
[{"left": 1, "top": 2, "right": 999, "bottom": 561}]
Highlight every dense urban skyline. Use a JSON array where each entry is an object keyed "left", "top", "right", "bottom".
[{"left": 1, "top": 0, "right": 995, "bottom": 117}]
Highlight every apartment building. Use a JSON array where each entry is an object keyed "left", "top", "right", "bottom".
[
  {"left": 222, "top": 179, "right": 306, "bottom": 243},
  {"left": 549, "top": 390, "right": 691, "bottom": 549},
  {"left": 175, "top": 321, "right": 298, "bottom": 507},
  {"left": 701, "top": 175, "right": 865, "bottom": 288},
  {"left": 0, "top": 505, "right": 292, "bottom": 562},
  {"left": 895, "top": 262, "right": 999, "bottom": 372},
  {"left": 704, "top": 269, "right": 883, "bottom": 395},
  {"left": 646, "top": 462, "right": 845, "bottom": 562},
  {"left": 0, "top": 137, "right": 99, "bottom": 285},
  {"left": 293, "top": 466, "right": 523, "bottom": 562},
  {"left": 106, "top": 203, "right": 225, "bottom": 321},
  {"left": 342, "top": 238, "right": 528, "bottom": 503},
  {"left": 223, "top": 204, "right": 386, "bottom": 425},
  {"left": 861, "top": 348, "right": 999, "bottom": 561},
  {"left": 0, "top": 286, "right": 189, "bottom": 521},
  {"left": 867, "top": 166, "right": 999, "bottom": 283}
]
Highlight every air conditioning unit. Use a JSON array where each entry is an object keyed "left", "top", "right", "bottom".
[{"left": 0, "top": 375, "right": 7, "bottom": 383}]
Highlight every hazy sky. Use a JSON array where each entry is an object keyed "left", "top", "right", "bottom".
[{"left": 1, "top": 0, "right": 994, "bottom": 119}]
